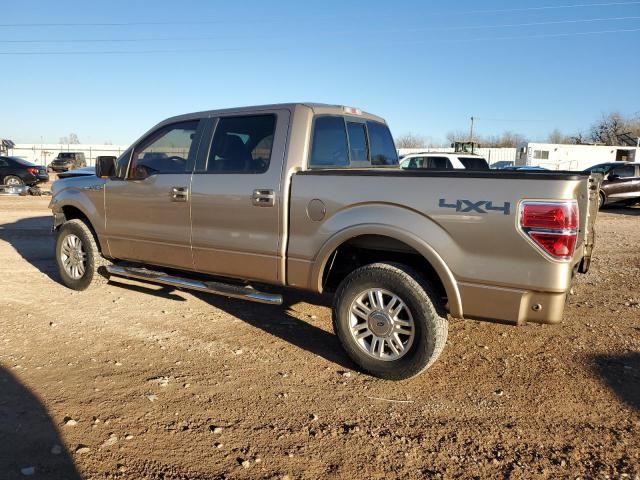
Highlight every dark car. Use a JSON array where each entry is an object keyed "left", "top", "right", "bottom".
[
  {"left": 583, "top": 162, "right": 640, "bottom": 208},
  {"left": 49, "top": 152, "right": 87, "bottom": 172},
  {"left": 0, "top": 156, "right": 49, "bottom": 186}
]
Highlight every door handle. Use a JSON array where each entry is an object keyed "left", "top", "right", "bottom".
[
  {"left": 171, "top": 186, "right": 189, "bottom": 202},
  {"left": 252, "top": 189, "right": 275, "bottom": 207}
]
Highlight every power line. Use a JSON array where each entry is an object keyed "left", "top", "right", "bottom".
[
  {"left": 1, "top": 27, "right": 638, "bottom": 55},
  {"left": 1, "top": 1, "right": 639, "bottom": 27},
  {"left": 1, "top": 16, "right": 638, "bottom": 43},
  {"left": 407, "top": 15, "right": 640, "bottom": 32},
  {"left": 460, "top": 0, "right": 640, "bottom": 14}
]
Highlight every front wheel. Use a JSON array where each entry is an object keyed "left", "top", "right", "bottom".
[
  {"left": 55, "top": 219, "right": 110, "bottom": 290},
  {"left": 332, "top": 262, "right": 448, "bottom": 380}
]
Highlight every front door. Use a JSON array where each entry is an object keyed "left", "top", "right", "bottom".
[
  {"left": 190, "top": 110, "right": 289, "bottom": 284},
  {"left": 104, "top": 119, "right": 203, "bottom": 270}
]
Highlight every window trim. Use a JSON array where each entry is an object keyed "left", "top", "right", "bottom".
[
  {"left": 127, "top": 119, "right": 203, "bottom": 180},
  {"left": 199, "top": 113, "right": 278, "bottom": 175},
  {"left": 346, "top": 119, "right": 371, "bottom": 168}
]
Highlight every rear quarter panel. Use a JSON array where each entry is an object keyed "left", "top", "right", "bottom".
[{"left": 288, "top": 171, "right": 590, "bottom": 299}]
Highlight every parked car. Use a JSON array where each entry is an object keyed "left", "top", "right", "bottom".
[
  {"left": 49, "top": 152, "right": 87, "bottom": 172},
  {"left": 50, "top": 103, "right": 599, "bottom": 380},
  {"left": 491, "top": 160, "right": 515, "bottom": 169},
  {"left": 0, "top": 156, "right": 49, "bottom": 185},
  {"left": 501, "top": 166, "right": 548, "bottom": 171},
  {"left": 583, "top": 162, "right": 640, "bottom": 208},
  {"left": 400, "top": 152, "right": 490, "bottom": 170}
]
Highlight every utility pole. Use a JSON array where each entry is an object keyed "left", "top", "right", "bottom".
[{"left": 469, "top": 116, "right": 475, "bottom": 142}]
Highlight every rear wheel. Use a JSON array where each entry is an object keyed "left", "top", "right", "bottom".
[
  {"left": 3, "top": 175, "right": 23, "bottom": 186},
  {"left": 332, "top": 262, "right": 448, "bottom": 380},
  {"left": 55, "top": 219, "right": 110, "bottom": 290}
]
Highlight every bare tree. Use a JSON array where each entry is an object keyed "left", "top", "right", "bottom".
[
  {"left": 446, "top": 130, "right": 469, "bottom": 144},
  {"left": 547, "top": 129, "right": 570, "bottom": 144},
  {"left": 394, "top": 133, "right": 426, "bottom": 149},
  {"left": 496, "top": 131, "right": 527, "bottom": 148},
  {"left": 590, "top": 112, "right": 640, "bottom": 145},
  {"left": 59, "top": 133, "right": 81, "bottom": 144}
]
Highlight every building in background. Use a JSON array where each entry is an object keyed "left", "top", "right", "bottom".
[
  {"left": 8, "top": 143, "right": 129, "bottom": 167},
  {"left": 522, "top": 143, "right": 639, "bottom": 171}
]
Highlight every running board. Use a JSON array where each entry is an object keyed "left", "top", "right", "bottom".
[{"left": 105, "top": 265, "right": 283, "bottom": 305}]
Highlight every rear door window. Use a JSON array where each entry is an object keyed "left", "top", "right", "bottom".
[
  {"left": 459, "top": 156, "right": 489, "bottom": 170},
  {"left": 426, "top": 156, "right": 453, "bottom": 169},
  {"left": 206, "top": 115, "right": 276, "bottom": 173}
]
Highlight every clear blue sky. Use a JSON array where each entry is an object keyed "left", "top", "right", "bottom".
[{"left": 3, "top": 0, "right": 639, "bottom": 145}]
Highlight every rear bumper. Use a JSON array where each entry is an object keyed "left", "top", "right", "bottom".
[{"left": 458, "top": 281, "right": 568, "bottom": 325}]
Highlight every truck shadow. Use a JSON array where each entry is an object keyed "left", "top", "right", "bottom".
[
  {"left": 109, "top": 278, "right": 356, "bottom": 370},
  {"left": 601, "top": 206, "right": 640, "bottom": 216},
  {"left": 0, "top": 367, "right": 82, "bottom": 480},
  {"left": 193, "top": 290, "right": 358, "bottom": 371},
  {"left": 0, "top": 215, "right": 59, "bottom": 281},
  {"left": 591, "top": 352, "right": 640, "bottom": 413}
]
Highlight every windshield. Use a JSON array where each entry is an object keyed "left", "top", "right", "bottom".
[
  {"left": 57, "top": 153, "right": 74, "bottom": 160},
  {"left": 585, "top": 164, "right": 612, "bottom": 174},
  {"left": 459, "top": 157, "right": 489, "bottom": 170}
]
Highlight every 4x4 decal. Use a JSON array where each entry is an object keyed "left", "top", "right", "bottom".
[{"left": 439, "top": 198, "right": 511, "bottom": 215}]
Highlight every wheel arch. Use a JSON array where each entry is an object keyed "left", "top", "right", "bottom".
[
  {"left": 313, "top": 225, "right": 463, "bottom": 318},
  {"left": 57, "top": 205, "right": 105, "bottom": 254}
]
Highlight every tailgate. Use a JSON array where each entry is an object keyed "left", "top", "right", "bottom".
[{"left": 577, "top": 173, "right": 602, "bottom": 273}]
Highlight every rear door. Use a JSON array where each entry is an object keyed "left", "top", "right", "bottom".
[
  {"left": 190, "top": 109, "right": 290, "bottom": 283},
  {"left": 606, "top": 164, "right": 638, "bottom": 200},
  {"left": 104, "top": 119, "right": 204, "bottom": 269}
]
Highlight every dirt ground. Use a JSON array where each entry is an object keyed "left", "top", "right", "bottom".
[{"left": 0, "top": 194, "right": 638, "bottom": 480}]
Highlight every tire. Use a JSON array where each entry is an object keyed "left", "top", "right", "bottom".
[
  {"left": 599, "top": 191, "right": 606, "bottom": 209},
  {"left": 55, "top": 219, "right": 111, "bottom": 290},
  {"left": 332, "top": 262, "right": 448, "bottom": 380},
  {"left": 3, "top": 175, "right": 23, "bottom": 186}
]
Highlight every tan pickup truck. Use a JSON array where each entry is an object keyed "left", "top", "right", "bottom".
[{"left": 49, "top": 103, "right": 599, "bottom": 379}]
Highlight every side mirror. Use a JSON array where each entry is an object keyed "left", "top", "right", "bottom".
[{"left": 95, "top": 156, "right": 116, "bottom": 178}]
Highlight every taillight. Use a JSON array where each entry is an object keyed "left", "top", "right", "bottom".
[
  {"left": 26, "top": 167, "right": 38, "bottom": 175},
  {"left": 520, "top": 201, "right": 578, "bottom": 260}
]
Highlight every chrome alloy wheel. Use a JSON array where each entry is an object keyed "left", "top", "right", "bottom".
[
  {"left": 349, "top": 288, "right": 415, "bottom": 361},
  {"left": 60, "top": 233, "right": 87, "bottom": 280}
]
